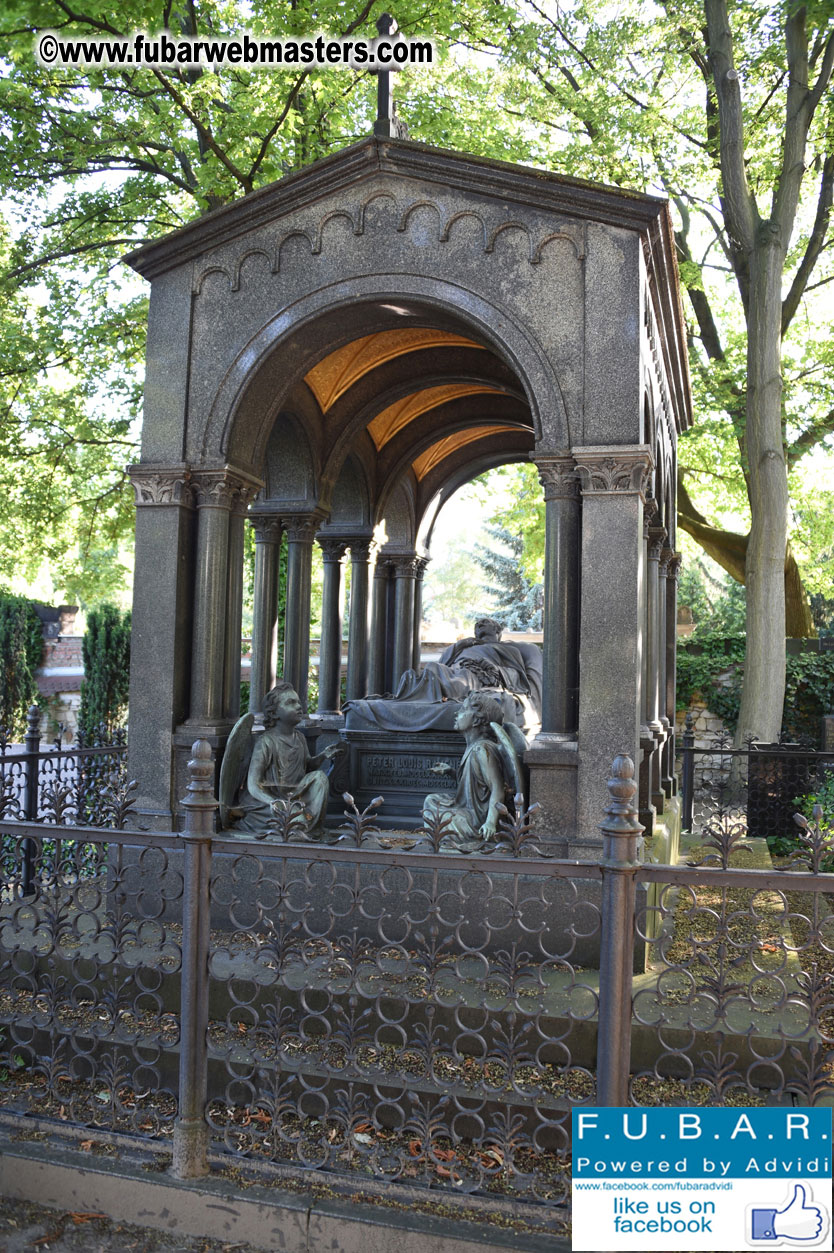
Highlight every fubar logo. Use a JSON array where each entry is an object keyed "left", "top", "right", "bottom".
[{"left": 571, "top": 1108, "right": 832, "bottom": 1251}]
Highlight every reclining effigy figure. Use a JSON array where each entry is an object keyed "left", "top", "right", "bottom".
[
  {"left": 219, "top": 681, "right": 343, "bottom": 839},
  {"left": 422, "top": 690, "right": 526, "bottom": 853},
  {"left": 346, "top": 616, "right": 542, "bottom": 737}
]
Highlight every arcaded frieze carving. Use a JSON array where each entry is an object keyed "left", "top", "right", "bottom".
[{"left": 192, "top": 195, "right": 586, "bottom": 294}]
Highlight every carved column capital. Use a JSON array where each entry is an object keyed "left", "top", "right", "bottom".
[
  {"left": 533, "top": 454, "right": 579, "bottom": 501},
  {"left": 659, "top": 546, "right": 675, "bottom": 578},
  {"left": 343, "top": 535, "right": 376, "bottom": 563},
  {"left": 414, "top": 555, "right": 431, "bottom": 580},
  {"left": 317, "top": 534, "right": 348, "bottom": 562},
  {"left": 191, "top": 465, "right": 263, "bottom": 512},
  {"left": 573, "top": 445, "right": 653, "bottom": 500},
  {"left": 282, "top": 513, "right": 323, "bottom": 543},
  {"left": 249, "top": 514, "right": 283, "bottom": 544},
  {"left": 129, "top": 464, "right": 193, "bottom": 508},
  {"left": 648, "top": 526, "right": 668, "bottom": 561},
  {"left": 389, "top": 553, "right": 420, "bottom": 578},
  {"left": 666, "top": 552, "right": 683, "bottom": 582}
]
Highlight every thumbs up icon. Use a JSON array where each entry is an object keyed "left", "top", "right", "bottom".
[{"left": 751, "top": 1184, "right": 826, "bottom": 1242}]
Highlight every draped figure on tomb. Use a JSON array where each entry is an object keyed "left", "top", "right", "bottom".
[
  {"left": 220, "top": 681, "right": 343, "bottom": 838},
  {"left": 345, "top": 617, "right": 543, "bottom": 737}
]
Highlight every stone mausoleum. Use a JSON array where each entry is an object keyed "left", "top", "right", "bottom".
[{"left": 125, "top": 133, "right": 691, "bottom": 851}]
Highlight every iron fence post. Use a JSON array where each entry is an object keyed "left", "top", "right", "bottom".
[
  {"left": 21, "top": 704, "right": 41, "bottom": 895},
  {"left": 596, "top": 754, "right": 643, "bottom": 1106},
  {"left": 681, "top": 710, "right": 695, "bottom": 833},
  {"left": 172, "top": 739, "right": 216, "bottom": 1180}
]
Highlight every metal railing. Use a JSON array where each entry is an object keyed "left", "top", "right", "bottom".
[
  {"left": 0, "top": 705, "right": 129, "bottom": 895},
  {"left": 679, "top": 714, "right": 834, "bottom": 841},
  {"left": 0, "top": 740, "right": 831, "bottom": 1234}
]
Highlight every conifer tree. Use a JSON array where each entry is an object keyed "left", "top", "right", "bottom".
[
  {"left": 78, "top": 604, "right": 131, "bottom": 739},
  {"left": 473, "top": 526, "right": 543, "bottom": 631},
  {"left": 0, "top": 592, "right": 43, "bottom": 738}
]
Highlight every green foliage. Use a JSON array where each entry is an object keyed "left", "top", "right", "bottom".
[
  {"left": 78, "top": 603, "right": 131, "bottom": 738},
  {"left": 0, "top": 590, "right": 43, "bottom": 737},
  {"left": 423, "top": 537, "right": 494, "bottom": 631},
  {"left": 473, "top": 525, "right": 542, "bottom": 630},
  {"left": 677, "top": 635, "right": 834, "bottom": 745},
  {"left": 770, "top": 774, "right": 834, "bottom": 865},
  {"left": 794, "top": 774, "right": 834, "bottom": 829},
  {"left": 470, "top": 464, "right": 544, "bottom": 587},
  {"left": 676, "top": 633, "right": 745, "bottom": 724}
]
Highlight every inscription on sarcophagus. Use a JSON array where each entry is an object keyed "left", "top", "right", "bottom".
[{"left": 361, "top": 751, "right": 458, "bottom": 792}]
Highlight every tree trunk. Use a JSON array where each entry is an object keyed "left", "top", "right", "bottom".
[
  {"left": 676, "top": 509, "right": 815, "bottom": 637},
  {"left": 677, "top": 466, "right": 814, "bottom": 636},
  {"left": 734, "top": 240, "right": 789, "bottom": 744}
]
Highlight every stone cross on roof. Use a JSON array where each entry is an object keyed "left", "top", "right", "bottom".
[{"left": 374, "top": 12, "right": 409, "bottom": 139}]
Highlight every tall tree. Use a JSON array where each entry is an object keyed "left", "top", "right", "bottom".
[
  {"left": 467, "top": 0, "right": 834, "bottom": 742},
  {"left": 0, "top": 0, "right": 492, "bottom": 597}
]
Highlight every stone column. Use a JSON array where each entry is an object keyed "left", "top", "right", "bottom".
[
  {"left": 346, "top": 538, "right": 375, "bottom": 701},
  {"left": 534, "top": 455, "right": 581, "bottom": 737},
  {"left": 282, "top": 513, "right": 320, "bottom": 710},
  {"left": 637, "top": 509, "right": 655, "bottom": 832},
  {"left": 317, "top": 536, "right": 348, "bottom": 714},
  {"left": 223, "top": 492, "right": 255, "bottom": 723},
  {"left": 647, "top": 524, "right": 667, "bottom": 811},
  {"left": 663, "top": 552, "right": 682, "bottom": 796},
  {"left": 368, "top": 558, "right": 391, "bottom": 694},
  {"left": 248, "top": 516, "right": 283, "bottom": 715},
  {"left": 412, "top": 556, "right": 430, "bottom": 670},
  {"left": 574, "top": 445, "right": 653, "bottom": 842},
  {"left": 127, "top": 465, "right": 195, "bottom": 824},
  {"left": 391, "top": 555, "right": 418, "bottom": 687},
  {"left": 189, "top": 467, "right": 261, "bottom": 729}
]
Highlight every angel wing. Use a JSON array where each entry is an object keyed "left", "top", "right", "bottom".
[
  {"left": 219, "top": 711, "right": 255, "bottom": 829},
  {"left": 490, "top": 721, "right": 529, "bottom": 809}
]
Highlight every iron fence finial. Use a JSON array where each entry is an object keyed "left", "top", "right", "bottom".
[{"left": 599, "top": 754, "right": 643, "bottom": 840}]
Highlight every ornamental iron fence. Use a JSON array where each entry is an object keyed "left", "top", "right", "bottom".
[
  {"left": 679, "top": 714, "right": 834, "bottom": 845},
  {"left": 0, "top": 739, "right": 831, "bottom": 1237},
  {"left": 0, "top": 705, "right": 130, "bottom": 895}
]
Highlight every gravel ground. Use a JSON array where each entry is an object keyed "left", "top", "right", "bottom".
[{"left": 0, "top": 1195, "right": 270, "bottom": 1253}]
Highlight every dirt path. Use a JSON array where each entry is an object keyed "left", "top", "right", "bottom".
[{"left": 0, "top": 1196, "right": 270, "bottom": 1253}]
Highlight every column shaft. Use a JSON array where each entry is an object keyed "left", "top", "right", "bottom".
[
  {"left": 647, "top": 524, "right": 667, "bottom": 810},
  {"left": 535, "top": 457, "right": 581, "bottom": 736},
  {"left": 574, "top": 445, "right": 653, "bottom": 836},
  {"left": 189, "top": 469, "right": 261, "bottom": 727},
  {"left": 368, "top": 563, "right": 390, "bottom": 694},
  {"left": 249, "top": 517, "right": 282, "bottom": 714},
  {"left": 222, "top": 510, "right": 246, "bottom": 721},
  {"left": 412, "top": 556, "right": 429, "bottom": 671},
  {"left": 317, "top": 537, "right": 347, "bottom": 714},
  {"left": 663, "top": 552, "right": 681, "bottom": 794},
  {"left": 190, "top": 498, "right": 230, "bottom": 725},
  {"left": 127, "top": 465, "right": 195, "bottom": 823},
  {"left": 346, "top": 540, "right": 374, "bottom": 701},
  {"left": 282, "top": 515, "right": 319, "bottom": 709},
  {"left": 391, "top": 556, "right": 417, "bottom": 686}
]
